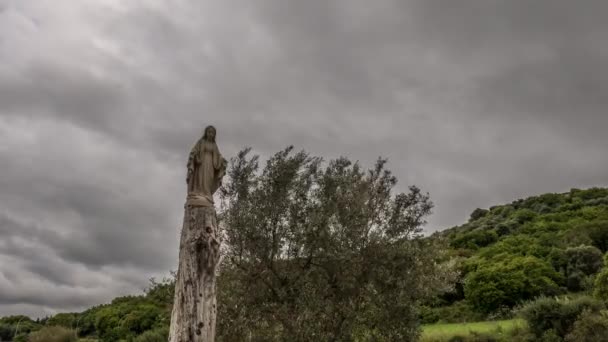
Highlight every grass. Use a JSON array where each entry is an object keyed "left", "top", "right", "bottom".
[
  {"left": 73, "top": 321, "right": 526, "bottom": 342},
  {"left": 421, "top": 319, "right": 526, "bottom": 341}
]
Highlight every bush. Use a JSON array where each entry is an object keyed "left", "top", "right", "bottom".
[
  {"left": 14, "top": 333, "right": 28, "bottom": 342},
  {"left": 583, "top": 221, "right": 608, "bottom": 253},
  {"left": 565, "top": 245, "right": 604, "bottom": 275},
  {"left": 539, "top": 329, "right": 561, "bottom": 342},
  {"left": 28, "top": 326, "right": 77, "bottom": 342},
  {"left": 0, "top": 323, "right": 13, "bottom": 341},
  {"left": 46, "top": 313, "right": 77, "bottom": 329},
  {"left": 514, "top": 209, "right": 536, "bottom": 224},
  {"left": 419, "top": 305, "right": 441, "bottom": 324},
  {"left": 451, "top": 230, "right": 499, "bottom": 250},
  {"left": 470, "top": 208, "right": 489, "bottom": 221},
  {"left": 564, "top": 309, "right": 608, "bottom": 342},
  {"left": 464, "top": 256, "right": 562, "bottom": 313},
  {"left": 419, "top": 301, "right": 485, "bottom": 324},
  {"left": 448, "top": 333, "right": 500, "bottom": 342},
  {"left": 566, "top": 270, "right": 586, "bottom": 292},
  {"left": 560, "top": 245, "right": 604, "bottom": 291},
  {"left": 595, "top": 268, "right": 608, "bottom": 300},
  {"left": 134, "top": 326, "right": 169, "bottom": 342},
  {"left": 519, "top": 296, "right": 605, "bottom": 338}
]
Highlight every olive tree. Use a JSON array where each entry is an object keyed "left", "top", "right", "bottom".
[{"left": 216, "top": 147, "right": 455, "bottom": 341}]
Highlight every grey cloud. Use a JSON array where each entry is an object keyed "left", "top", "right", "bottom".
[{"left": 0, "top": 62, "right": 126, "bottom": 124}]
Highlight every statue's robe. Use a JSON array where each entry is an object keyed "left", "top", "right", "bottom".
[{"left": 187, "top": 139, "right": 225, "bottom": 204}]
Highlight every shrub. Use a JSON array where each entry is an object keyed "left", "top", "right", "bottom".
[
  {"left": 564, "top": 309, "right": 608, "bottom": 342},
  {"left": 539, "top": 329, "right": 561, "bottom": 342},
  {"left": 46, "top": 313, "right": 77, "bottom": 329},
  {"left": 419, "top": 301, "right": 484, "bottom": 324},
  {"left": 419, "top": 305, "right": 441, "bottom": 324},
  {"left": 566, "top": 270, "right": 586, "bottom": 292},
  {"left": 451, "top": 230, "right": 499, "bottom": 250},
  {"left": 495, "top": 224, "right": 511, "bottom": 237},
  {"left": 565, "top": 245, "right": 604, "bottom": 275},
  {"left": 583, "top": 221, "right": 608, "bottom": 253},
  {"left": 0, "top": 323, "right": 13, "bottom": 341},
  {"left": 28, "top": 326, "right": 77, "bottom": 342},
  {"left": 14, "top": 333, "right": 28, "bottom": 342},
  {"left": 470, "top": 208, "right": 489, "bottom": 221},
  {"left": 519, "top": 296, "right": 605, "bottom": 338},
  {"left": 514, "top": 209, "right": 536, "bottom": 224},
  {"left": 134, "top": 326, "right": 169, "bottom": 342},
  {"left": 595, "top": 268, "right": 608, "bottom": 300},
  {"left": 562, "top": 245, "right": 604, "bottom": 291},
  {"left": 464, "top": 256, "right": 562, "bottom": 313}
]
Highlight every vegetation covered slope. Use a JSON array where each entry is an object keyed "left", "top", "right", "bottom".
[{"left": 431, "top": 187, "right": 608, "bottom": 316}]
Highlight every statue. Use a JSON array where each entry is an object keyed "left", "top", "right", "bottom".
[
  {"left": 186, "top": 125, "right": 227, "bottom": 207},
  {"left": 169, "top": 125, "right": 226, "bottom": 342}
]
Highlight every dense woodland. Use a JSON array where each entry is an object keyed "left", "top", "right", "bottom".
[
  {"left": 2, "top": 150, "right": 608, "bottom": 341},
  {"left": 424, "top": 187, "right": 608, "bottom": 326}
]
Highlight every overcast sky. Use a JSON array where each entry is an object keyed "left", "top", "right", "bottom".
[{"left": 1, "top": 0, "right": 607, "bottom": 318}]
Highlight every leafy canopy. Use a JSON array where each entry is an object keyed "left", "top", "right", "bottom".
[{"left": 217, "top": 147, "right": 455, "bottom": 341}]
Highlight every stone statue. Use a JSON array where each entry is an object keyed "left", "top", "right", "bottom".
[
  {"left": 170, "top": 125, "right": 226, "bottom": 342},
  {"left": 186, "top": 125, "right": 227, "bottom": 207}
]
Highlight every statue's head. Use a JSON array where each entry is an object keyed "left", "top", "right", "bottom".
[{"left": 203, "top": 125, "right": 216, "bottom": 142}]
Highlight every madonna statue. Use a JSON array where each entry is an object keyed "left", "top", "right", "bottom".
[{"left": 186, "top": 125, "right": 227, "bottom": 206}]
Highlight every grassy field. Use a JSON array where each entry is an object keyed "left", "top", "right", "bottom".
[
  {"left": 75, "top": 320, "right": 526, "bottom": 342},
  {"left": 421, "top": 319, "right": 526, "bottom": 342}
]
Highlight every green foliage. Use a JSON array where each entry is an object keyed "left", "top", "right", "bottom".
[
  {"left": 0, "top": 315, "right": 41, "bottom": 341},
  {"left": 0, "top": 323, "right": 15, "bottom": 341},
  {"left": 519, "top": 296, "right": 605, "bottom": 338},
  {"left": 539, "top": 329, "right": 562, "bottom": 342},
  {"left": 563, "top": 245, "right": 604, "bottom": 291},
  {"left": 514, "top": 209, "right": 537, "bottom": 224},
  {"left": 436, "top": 187, "right": 608, "bottom": 315},
  {"left": 92, "top": 296, "right": 167, "bottom": 341},
  {"left": 134, "top": 326, "right": 169, "bottom": 342},
  {"left": 28, "top": 326, "right": 77, "bottom": 342},
  {"left": 46, "top": 313, "right": 77, "bottom": 329},
  {"left": 585, "top": 220, "right": 608, "bottom": 253},
  {"left": 144, "top": 274, "right": 175, "bottom": 307},
  {"left": 0, "top": 274, "right": 174, "bottom": 341},
  {"left": 13, "top": 333, "right": 28, "bottom": 342},
  {"left": 0, "top": 315, "right": 33, "bottom": 325},
  {"left": 464, "top": 256, "right": 562, "bottom": 313},
  {"left": 419, "top": 301, "right": 485, "bottom": 324},
  {"left": 594, "top": 267, "right": 608, "bottom": 300},
  {"left": 564, "top": 309, "right": 608, "bottom": 342},
  {"left": 217, "top": 147, "right": 456, "bottom": 341},
  {"left": 420, "top": 319, "right": 527, "bottom": 342},
  {"left": 478, "top": 235, "right": 547, "bottom": 260},
  {"left": 565, "top": 245, "right": 604, "bottom": 275},
  {"left": 470, "top": 208, "right": 489, "bottom": 222},
  {"left": 451, "top": 230, "right": 498, "bottom": 250}
]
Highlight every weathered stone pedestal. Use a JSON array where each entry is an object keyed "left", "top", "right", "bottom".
[{"left": 168, "top": 204, "right": 220, "bottom": 342}]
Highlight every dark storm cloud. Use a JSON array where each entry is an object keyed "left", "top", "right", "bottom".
[{"left": 1, "top": 0, "right": 607, "bottom": 317}]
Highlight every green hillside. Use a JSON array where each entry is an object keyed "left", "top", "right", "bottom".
[
  {"left": 0, "top": 278, "right": 174, "bottom": 342},
  {"left": 424, "top": 187, "right": 608, "bottom": 321}
]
